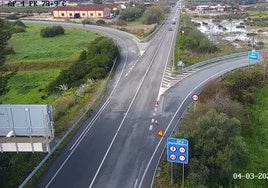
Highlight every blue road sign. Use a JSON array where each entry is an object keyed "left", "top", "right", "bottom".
[
  {"left": 167, "top": 138, "right": 189, "bottom": 164},
  {"left": 248, "top": 50, "right": 260, "bottom": 61},
  {"left": 178, "top": 61, "right": 185, "bottom": 67}
]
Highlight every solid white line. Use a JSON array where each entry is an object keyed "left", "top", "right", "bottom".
[
  {"left": 69, "top": 100, "right": 110, "bottom": 151},
  {"left": 88, "top": 28, "right": 167, "bottom": 188},
  {"left": 140, "top": 65, "right": 248, "bottom": 188},
  {"left": 134, "top": 178, "right": 138, "bottom": 188},
  {"left": 157, "top": 25, "right": 176, "bottom": 101},
  {"left": 69, "top": 99, "right": 110, "bottom": 150}
]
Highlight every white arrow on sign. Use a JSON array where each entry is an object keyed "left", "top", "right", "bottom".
[
  {"left": 179, "top": 155, "right": 186, "bottom": 161},
  {"left": 170, "top": 146, "right": 176, "bottom": 152},
  {"left": 170, "top": 154, "right": 176, "bottom": 160},
  {"left": 179, "top": 147, "right": 185, "bottom": 153}
]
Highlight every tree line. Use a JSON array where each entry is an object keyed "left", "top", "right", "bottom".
[{"left": 120, "top": 4, "right": 165, "bottom": 25}]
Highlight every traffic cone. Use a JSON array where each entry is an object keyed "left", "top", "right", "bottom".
[{"left": 157, "top": 129, "right": 164, "bottom": 137}]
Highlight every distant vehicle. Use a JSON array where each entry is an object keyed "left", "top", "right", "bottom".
[
  {"left": 168, "top": 27, "right": 173, "bottom": 31},
  {"left": 172, "top": 18, "right": 176, "bottom": 24}
]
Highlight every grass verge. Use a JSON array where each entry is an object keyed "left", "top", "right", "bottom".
[{"left": 6, "top": 25, "right": 98, "bottom": 69}]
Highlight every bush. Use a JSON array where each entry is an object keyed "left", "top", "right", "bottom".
[
  {"left": 12, "top": 25, "right": 26, "bottom": 33},
  {"left": 82, "top": 19, "right": 92, "bottom": 25},
  {"left": 96, "top": 20, "right": 106, "bottom": 25},
  {"left": 13, "top": 20, "right": 26, "bottom": 28},
  {"left": 223, "top": 68, "right": 263, "bottom": 104},
  {"left": 53, "top": 96, "right": 76, "bottom": 119},
  {"left": 40, "top": 25, "right": 65, "bottom": 38},
  {"left": 5, "top": 14, "right": 18, "bottom": 20},
  {"left": 48, "top": 37, "right": 119, "bottom": 92}
]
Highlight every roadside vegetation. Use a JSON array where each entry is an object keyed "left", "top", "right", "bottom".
[
  {"left": 0, "top": 19, "right": 119, "bottom": 188},
  {"left": 157, "top": 4, "right": 268, "bottom": 187},
  {"left": 109, "top": 3, "right": 169, "bottom": 38},
  {"left": 155, "top": 63, "right": 268, "bottom": 187},
  {"left": 174, "top": 13, "right": 250, "bottom": 68}
]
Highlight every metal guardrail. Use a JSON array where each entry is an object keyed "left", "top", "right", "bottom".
[{"left": 180, "top": 52, "right": 248, "bottom": 73}]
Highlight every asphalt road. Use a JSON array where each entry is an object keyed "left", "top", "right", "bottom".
[{"left": 33, "top": 4, "right": 257, "bottom": 188}]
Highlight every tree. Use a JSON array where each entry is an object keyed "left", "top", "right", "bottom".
[
  {"left": 142, "top": 6, "right": 164, "bottom": 24},
  {"left": 0, "top": 19, "right": 13, "bottom": 96},
  {"left": 120, "top": 7, "right": 144, "bottom": 21},
  {"left": 176, "top": 109, "right": 248, "bottom": 187}
]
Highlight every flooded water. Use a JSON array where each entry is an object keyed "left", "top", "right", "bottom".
[{"left": 192, "top": 18, "right": 268, "bottom": 48}]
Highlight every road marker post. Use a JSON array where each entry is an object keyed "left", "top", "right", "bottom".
[{"left": 191, "top": 94, "right": 199, "bottom": 112}]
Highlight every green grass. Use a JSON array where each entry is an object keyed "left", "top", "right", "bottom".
[
  {"left": 0, "top": 69, "right": 60, "bottom": 104},
  {"left": 7, "top": 25, "right": 98, "bottom": 66},
  {"left": 235, "top": 85, "right": 268, "bottom": 187},
  {"left": 0, "top": 24, "right": 110, "bottom": 188},
  {"left": 248, "top": 10, "right": 268, "bottom": 17}
]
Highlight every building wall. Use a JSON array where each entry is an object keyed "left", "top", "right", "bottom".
[{"left": 53, "top": 8, "right": 111, "bottom": 18}]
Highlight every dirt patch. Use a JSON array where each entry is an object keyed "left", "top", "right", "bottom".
[{"left": 111, "top": 23, "right": 157, "bottom": 38}]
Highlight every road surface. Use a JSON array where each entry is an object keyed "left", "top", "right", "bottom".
[{"left": 33, "top": 4, "right": 256, "bottom": 188}]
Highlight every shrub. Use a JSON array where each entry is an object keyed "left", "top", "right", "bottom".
[
  {"left": 13, "top": 20, "right": 26, "bottom": 28},
  {"left": 96, "top": 20, "right": 106, "bottom": 25},
  {"left": 223, "top": 68, "right": 263, "bottom": 104},
  {"left": 82, "top": 19, "right": 92, "bottom": 25},
  {"left": 5, "top": 14, "right": 18, "bottom": 20},
  {"left": 48, "top": 37, "right": 119, "bottom": 92},
  {"left": 12, "top": 25, "right": 26, "bottom": 33},
  {"left": 53, "top": 96, "right": 76, "bottom": 119},
  {"left": 40, "top": 25, "right": 65, "bottom": 38}
]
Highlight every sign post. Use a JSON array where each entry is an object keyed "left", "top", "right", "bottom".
[
  {"left": 167, "top": 138, "right": 189, "bottom": 187},
  {"left": 191, "top": 94, "right": 199, "bottom": 112}
]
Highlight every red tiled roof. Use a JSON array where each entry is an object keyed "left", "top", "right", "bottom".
[{"left": 53, "top": 4, "right": 118, "bottom": 11}]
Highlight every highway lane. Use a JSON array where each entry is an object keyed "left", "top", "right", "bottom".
[
  {"left": 34, "top": 8, "right": 176, "bottom": 188},
  {"left": 141, "top": 55, "right": 254, "bottom": 188},
  {"left": 32, "top": 3, "right": 257, "bottom": 188}
]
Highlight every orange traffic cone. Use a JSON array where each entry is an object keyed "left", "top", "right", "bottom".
[{"left": 157, "top": 129, "right": 164, "bottom": 137}]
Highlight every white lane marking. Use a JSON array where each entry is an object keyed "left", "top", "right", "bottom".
[
  {"left": 149, "top": 125, "right": 153, "bottom": 131},
  {"left": 69, "top": 100, "right": 110, "bottom": 151},
  {"left": 154, "top": 108, "right": 157, "bottom": 112},
  {"left": 125, "top": 59, "right": 141, "bottom": 78},
  {"left": 157, "top": 15, "right": 177, "bottom": 101},
  {"left": 134, "top": 178, "right": 138, "bottom": 188},
  {"left": 140, "top": 65, "right": 249, "bottom": 188},
  {"left": 89, "top": 29, "right": 167, "bottom": 188},
  {"left": 153, "top": 112, "right": 156, "bottom": 117},
  {"left": 45, "top": 36, "right": 129, "bottom": 188},
  {"left": 151, "top": 118, "right": 155, "bottom": 123}
]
